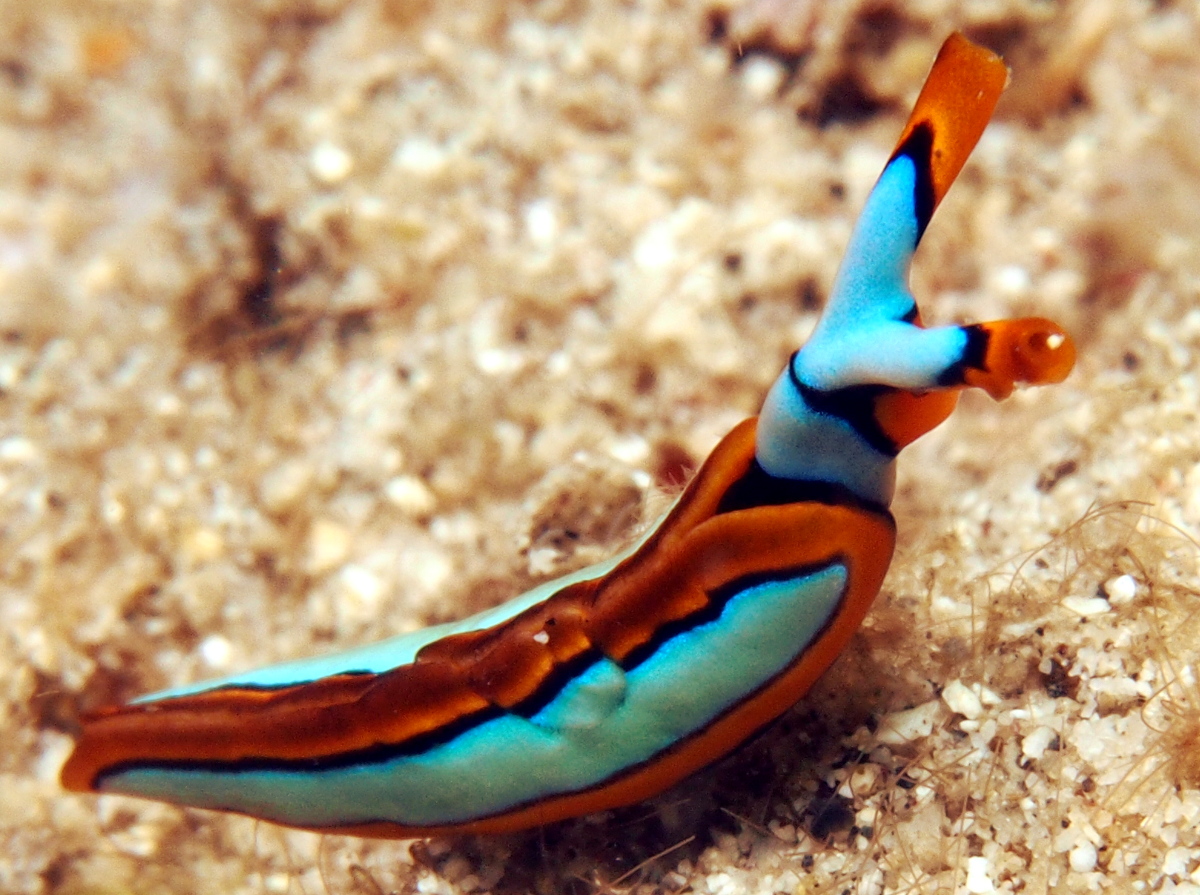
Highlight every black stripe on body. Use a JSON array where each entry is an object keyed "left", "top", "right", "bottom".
[
  {"left": 93, "top": 544, "right": 861, "bottom": 784},
  {"left": 787, "top": 355, "right": 900, "bottom": 457},
  {"left": 95, "top": 556, "right": 856, "bottom": 790},
  {"left": 508, "top": 647, "right": 605, "bottom": 718},
  {"left": 889, "top": 122, "right": 936, "bottom": 243},
  {"left": 619, "top": 556, "right": 844, "bottom": 671},
  {"left": 714, "top": 456, "right": 889, "bottom": 518},
  {"left": 93, "top": 695, "right": 509, "bottom": 787},
  {"left": 339, "top": 551, "right": 882, "bottom": 833},
  {"left": 936, "top": 323, "right": 990, "bottom": 387},
  {"left": 95, "top": 452, "right": 893, "bottom": 786}
]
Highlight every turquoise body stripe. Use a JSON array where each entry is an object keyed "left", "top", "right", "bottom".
[{"left": 105, "top": 564, "right": 848, "bottom": 828}]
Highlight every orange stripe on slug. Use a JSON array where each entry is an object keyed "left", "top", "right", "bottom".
[
  {"left": 892, "top": 33, "right": 1009, "bottom": 213},
  {"left": 964, "top": 318, "right": 1078, "bottom": 399},
  {"left": 873, "top": 390, "right": 961, "bottom": 451}
]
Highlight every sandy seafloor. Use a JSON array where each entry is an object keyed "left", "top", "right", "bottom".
[{"left": 3, "top": 0, "right": 1200, "bottom": 893}]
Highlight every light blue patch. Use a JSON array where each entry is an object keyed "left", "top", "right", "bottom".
[
  {"left": 818, "top": 156, "right": 921, "bottom": 334},
  {"left": 105, "top": 564, "right": 848, "bottom": 828},
  {"left": 793, "top": 156, "right": 970, "bottom": 393},
  {"left": 756, "top": 371, "right": 897, "bottom": 504},
  {"left": 529, "top": 658, "right": 627, "bottom": 731},
  {"left": 797, "top": 320, "right": 969, "bottom": 394}
]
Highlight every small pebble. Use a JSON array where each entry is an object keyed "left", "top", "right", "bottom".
[
  {"left": 966, "top": 856, "right": 995, "bottom": 893},
  {"left": 1062, "top": 595, "right": 1111, "bottom": 617},
  {"left": 1103, "top": 574, "right": 1138, "bottom": 605},
  {"left": 310, "top": 141, "right": 354, "bottom": 184},
  {"left": 943, "top": 679, "right": 984, "bottom": 720},
  {"left": 1070, "top": 840, "right": 1098, "bottom": 873}
]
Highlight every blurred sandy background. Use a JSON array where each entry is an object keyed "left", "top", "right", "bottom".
[{"left": 4, "top": 0, "right": 1200, "bottom": 893}]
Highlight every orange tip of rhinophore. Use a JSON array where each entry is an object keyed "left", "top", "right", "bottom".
[{"left": 893, "top": 32, "right": 1009, "bottom": 211}]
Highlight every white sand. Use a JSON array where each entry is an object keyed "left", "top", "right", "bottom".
[{"left": 4, "top": 1, "right": 1200, "bottom": 893}]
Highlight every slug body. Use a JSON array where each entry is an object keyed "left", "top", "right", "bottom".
[{"left": 61, "top": 34, "right": 1075, "bottom": 838}]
